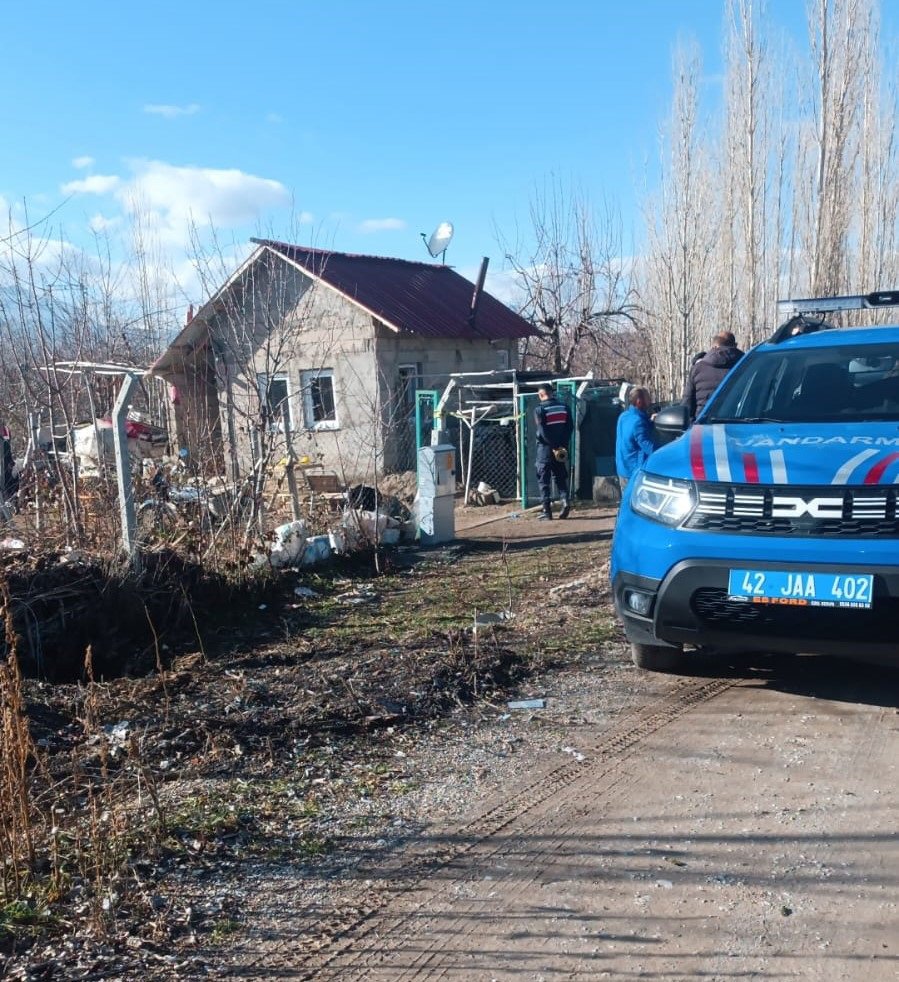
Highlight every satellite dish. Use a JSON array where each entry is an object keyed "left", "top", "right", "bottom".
[{"left": 421, "top": 222, "right": 454, "bottom": 262}]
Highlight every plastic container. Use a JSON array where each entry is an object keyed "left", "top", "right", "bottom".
[
  {"left": 300, "top": 535, "right": 332, "bottom": 566},
  {"left": 269, "top": 520, "right": 307, "bottom": 568}
]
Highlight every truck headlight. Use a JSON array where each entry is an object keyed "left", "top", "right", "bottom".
[{"left": 630, "top": 472, "right": 696, "bottom": 526}]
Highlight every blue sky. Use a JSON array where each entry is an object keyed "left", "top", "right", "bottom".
[{"left": 1, "top": 0, "right": 890, "bottom": 309}]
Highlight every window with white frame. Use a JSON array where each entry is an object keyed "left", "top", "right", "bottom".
[
  {"left": 301, "top": 368, "right": 338, "bottom": 429},
  {"left": 257, "top": 373, "right": 292, "bottom": 432}
]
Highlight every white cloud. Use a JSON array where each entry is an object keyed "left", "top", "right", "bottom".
[
  {"left": 358, "top": 217, "right": 406, "bottom": 233},
  {"left": 120, "top": 160, "right": 291, "bottom": 238},
  {"left": 143, "top": 103, "right": 201, "bottom": 119},
  {"left": 61, "top": 174, "right": 122, "bottom": 195},
  {"left": 72, "top": 155, "right": 95, "bottom": 169},
  {"left": 483, "top": 268, "right": 525, "bottom": 307},
  {"left": 88, "top": 213, "right": 121, "bottom": 233}
]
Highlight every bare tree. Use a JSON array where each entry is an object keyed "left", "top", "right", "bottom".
[
  {"left": 801, "top": 0, "right": 871, "bottom": 295},
  {"left": 640, "top": 42, "right": 720, "bottom": 401},
  {"left": 722, "top": 0, "right": 782, "bottom": 346},
  {"left": 500, "top": 177, "right": 638, "bottom": 377},
  {"left": 854, "top": 2, "right": 899, "bottom": 304}
]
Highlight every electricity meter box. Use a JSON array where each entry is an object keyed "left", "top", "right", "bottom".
[{"left": 417, "top": 445, "right": 456, "bottom": 544}]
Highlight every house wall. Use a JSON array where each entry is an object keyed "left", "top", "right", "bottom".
[
  {"left": 375, "top": 331, "right": 520, "bottom": 472},
  {"left": 167, "top": 349, "right": 225, "bottom": 473},
  {"left": 165, "top": 253, "right": 524, "bottom": 485},
  {"left": 208, "top": 259, "right": 385, "bottom": 482}
]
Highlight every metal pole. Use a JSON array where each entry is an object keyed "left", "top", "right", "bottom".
[
  {"left": 112, "top": 373, "right": 140, "bottom": 567},
  {"left": 512, "top": 370, "right": 520, "bottom": 501},
  {"left": 464, "top": 409, "right": 475, "bottom": 506}
]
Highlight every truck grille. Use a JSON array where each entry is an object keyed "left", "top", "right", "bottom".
[
  {"left": 684, "top": 484, "right": 899, "bottom": 536},
  {"left": 691, "top": 587, "right": 899, "bottom": 643}
]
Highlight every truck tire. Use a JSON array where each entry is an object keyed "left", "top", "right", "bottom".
[{"left": 630, "top": 642, "right": 683, "bottom": 673}]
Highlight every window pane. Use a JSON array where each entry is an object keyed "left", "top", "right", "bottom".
[
  {"left": 311, "top": 376, "right": 335, "bottom": 421},
  {"left": 268, "top": 378, "right": 288, "bottom": 415},
  {"left": 259, "top": 375, "right": 291, "bottom": 430},
  {"left": 707, "top": 342, "right": 899, "bottom": 422}
]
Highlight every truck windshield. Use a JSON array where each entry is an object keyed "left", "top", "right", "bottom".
[{"left": 704, "top": 342, "right": 899, "bottom": 423}]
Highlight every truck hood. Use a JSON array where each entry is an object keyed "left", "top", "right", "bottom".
[{"left": 649, "top": 421, "right": 899, "bottom": 486}]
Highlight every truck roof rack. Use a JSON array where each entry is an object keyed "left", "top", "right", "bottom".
[{"left": 770, "top": 290, "right": 899, "bottom": 343}]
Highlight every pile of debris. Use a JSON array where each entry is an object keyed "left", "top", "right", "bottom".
[{"left": 259, "top": 486, "right": 416, "bottom": 571}]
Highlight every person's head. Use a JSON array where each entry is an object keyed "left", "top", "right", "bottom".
[
  {"left": 537, "top": 383, "right": 554, "bottom": 402},
  {"left": 628, "top": 386, "right": 651, "bottom": 412},
  {"left": 711, "top": 331, "right": 737, "bottom": 349}
]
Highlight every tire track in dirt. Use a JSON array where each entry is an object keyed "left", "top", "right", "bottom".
[{"left": 294, "top": 674, "right": 735, "bottom": 980}]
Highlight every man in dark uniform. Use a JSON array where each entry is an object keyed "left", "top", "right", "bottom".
[{"left": 534, "top": 383, "right": 573, "bottom": 520}]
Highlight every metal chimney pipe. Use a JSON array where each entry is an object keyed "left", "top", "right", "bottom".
[{"left": 468, "top": 256, "right": 489, "bottom": 332}]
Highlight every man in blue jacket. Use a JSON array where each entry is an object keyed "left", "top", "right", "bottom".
[{"left": 615, "top": 387, "right": 656, "bottom": 490}]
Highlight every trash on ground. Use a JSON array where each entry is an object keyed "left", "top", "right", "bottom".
[
  {"left": 470, "top": 482, "right": 500, "bottom": 506},
  {"left": 268, "top": 520, "right": 307, "bottom": 568},
  {"left": 293, "top": 586, "right": 320, "bottom": 598},
  {"left": 550, "top": 578, "right": 588, "bottom": 595},
  {"left": 561, "top": 745, "right": 586, "bottom": 762},
  {"left": 0, "top": 537, "right": 26, "bottom": 551},
  {"left": 473, "top": 610, "right": 514, "bottom": 632},
  {"left": 336, "top": 585, "right": 379, "bottom": 605},
  {"left": 507, "top": 698, "right": 546, "bottom": 710},
  {"left": 300, "top": 535, "right": 332, "bottom": 566},
  {"left": 328, "top": 527, "right": 348, "bottom": 555}
]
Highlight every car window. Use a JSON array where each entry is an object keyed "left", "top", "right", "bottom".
[{"left": 705, "top": 342, "right": 899, "bottom": 422}]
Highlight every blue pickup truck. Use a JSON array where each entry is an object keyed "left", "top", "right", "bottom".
[{"left": 611, "top": 290, "right": 899, "bottom": 671}]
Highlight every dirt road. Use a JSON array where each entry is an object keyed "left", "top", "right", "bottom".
[
  {"left": 299, "top": 654, "right": 899, "bottom": 980},
  {"left": 9, "top": 506, "right": 897, "bottom": 980}
]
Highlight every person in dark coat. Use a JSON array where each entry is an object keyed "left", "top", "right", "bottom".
[
  {"left": 534, "top": 383, "right": 573, "bottom": 520},
  {"left": 682, "top": 332, "right": 744, "bottom": 420}
]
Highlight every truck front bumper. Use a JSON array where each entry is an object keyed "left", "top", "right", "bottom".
[{"left": 614, "top": 559, "right": 899, "bottom": 659}]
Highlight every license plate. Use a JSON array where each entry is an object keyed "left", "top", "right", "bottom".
[{"left": 727, "top": 569, "right": 873, "bottom": 609}]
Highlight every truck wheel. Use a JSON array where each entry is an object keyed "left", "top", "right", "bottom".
[{"left": 631, "top": 642, "right": 683, "bottom": 673}]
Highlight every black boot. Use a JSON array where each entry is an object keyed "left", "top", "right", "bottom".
[
  {"left": 559, "top": 496, "right": 570, "bottom": 519},
  {"left": 539, "top": 504, "right": 553, "bottom": 520}
]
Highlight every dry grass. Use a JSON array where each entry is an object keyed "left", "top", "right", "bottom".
[{"left": 0, "top": 525, "right": 617, "bottom": 969}]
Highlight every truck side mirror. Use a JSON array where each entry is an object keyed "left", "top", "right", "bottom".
[{"left": 653, "top": 403, "right": 690, "bottom": 445}]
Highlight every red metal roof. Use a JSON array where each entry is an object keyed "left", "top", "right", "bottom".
[{"left": 255, "top": 239, "right": 536, "bottom": 341}]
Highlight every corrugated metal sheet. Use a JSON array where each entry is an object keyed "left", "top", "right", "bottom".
[{"left": 257, "top": 240, "right": 536, "bottom": 341}]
